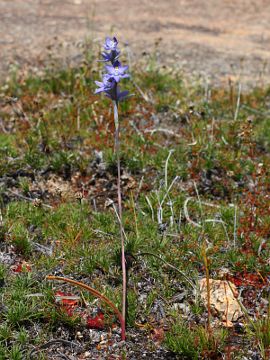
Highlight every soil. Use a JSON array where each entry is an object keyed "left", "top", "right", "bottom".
[{"left": 1, "top": 0, "right": 270, "bottom": 86}]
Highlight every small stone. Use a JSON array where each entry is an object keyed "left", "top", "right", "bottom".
[{"left": 76, "top": 331, "right": 83, "bottom": 339}]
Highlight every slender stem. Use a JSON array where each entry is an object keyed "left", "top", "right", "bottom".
[
  {"left": 113, "top": 100, "right": 127, "bottom": 340},
  {"left": 46, "top": 276, "right": 125, "bottom": 340},
  {"left": 202, "top": 245, "right": 212, "bottom": 336}
]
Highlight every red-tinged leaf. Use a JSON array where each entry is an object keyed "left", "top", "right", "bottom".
[
  {"left": 55, "top": 291, "right": 80, "bottom": 306},
  {"left": 65, "top": 306, "right": 75, "bottom": 317},
  {"left": 54, "top": 291, "right": 80, "bottom": 317},
  {"left": 12, "top": 262, "right": 32, "bottom": 273},
  {"left": 86, "top": 312, "right": 104, "bottom": 330},
  {"left": 226, "top": 272, "right": 265, "bottom": 289},
  {"left": 227, "top": 276, "right": 243, "bottom": 287}
]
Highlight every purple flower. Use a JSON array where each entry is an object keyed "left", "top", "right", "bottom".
[
  {"left": 103, "top": 37, "right": 118, "bottom": 51},
  {"left": 95, "top": 75, "right": 128, "bottom": 102},
  {"left": 101, "top": 49, "right": 120, "bottom": 63},
  {"left": 115, "top": 89, "right": 129, "bottom": 101},
  {"left": 94, "top": 74, "right": 114, "bottom": 94},
  {"left": 95, "top": 36, "right": 129, "bottom": 102},
  {"left": 105, "top": 61, "right": 129, "bottom": 83}
]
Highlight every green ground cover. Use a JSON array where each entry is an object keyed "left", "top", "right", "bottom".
[{"left": 0, "top": 49, "right": 270, "bottom": 359}]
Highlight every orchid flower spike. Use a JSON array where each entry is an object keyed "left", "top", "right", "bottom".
[{"left": 95, "top": 36, "right": 129, "bottom": 102}]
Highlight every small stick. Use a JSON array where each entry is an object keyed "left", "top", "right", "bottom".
[
  {"left": 132, "top": 80, "right": 150, "bottom": 102},
  {"left": 29, "top": 339, "right": 83, "bottom": 359},
  {"left": 6, "top": 190, "right": 52, "bottom": 209},
  {"left": 144, "top": 128, "right": 181, "bottom": 138}
]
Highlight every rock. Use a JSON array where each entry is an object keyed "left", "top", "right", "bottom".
[{"left": 199, "top": 278, "right": 243, "bottom": 327}]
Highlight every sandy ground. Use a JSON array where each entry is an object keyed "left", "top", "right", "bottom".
[{"left": 1, "top": 0, "right": 270, "bottom": 85}]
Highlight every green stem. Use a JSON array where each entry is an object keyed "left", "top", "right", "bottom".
[{"left": 113, "top": 100, "right": 126, "bottom": 340}]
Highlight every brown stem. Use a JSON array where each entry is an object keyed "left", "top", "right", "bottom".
[{"left": 46, "top": 275, "right": 126, "bottom": 340}]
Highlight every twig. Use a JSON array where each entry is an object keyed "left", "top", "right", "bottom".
[
  {"left": 29, "top": 339, "right": 83, "bottom": 359},
  {"left": 199, "top": 201, "right": 220, "bottom": 209},
  {"left": 144, "top": 128, "right": 181, "bottom": 138},
  {"left": 132, "top": 80, "right": 150, "bottom": 102},
  {"left": 6, "top": 190, "right": 52, "bottom": 209},
  {"left": 56, "top": 352, "right": 70, "bottom": 360},
  {"left": 93, "top": 229, "right": 114, "bottom": 238},
  {"left": 32, "top": 242, "right": 54, "bottom": 256}
]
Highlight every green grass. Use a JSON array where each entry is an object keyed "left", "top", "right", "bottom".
[
  {"left": 165, "top": 319, "right": 228, "bottom": 359},
  {"left": 0, "top": 49, "right": 269, "bottom": 358}
]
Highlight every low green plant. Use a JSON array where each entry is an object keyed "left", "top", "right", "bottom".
[
  {"left": 0, "top": 263, "right": 6, "bottom": 284},
  {"left": 165, "top": 319, "right": 228, "bottom": 359},
  {"left": 241, "top": 292, "right": 270, "bottom": 360},
  {"left": 0, "top": 323, "right": 13, "bottom": 344},
  {"left": 5, "top": 301, "right": 34, "bottom": 326},
  {"left": 10, "top": 224, "right": 31, "bottom": 256},
  {"left": 7, "top": 344, "right": 24, "bottom": 360},
  {"left": 16, "top": 327, "right": 28, "bottom": 345},
  {"left": 0, "top": 36, "right": 269, "bottom": 357},
  {"left": 252, "top": 316, "right": 270, "bottom": 359}
]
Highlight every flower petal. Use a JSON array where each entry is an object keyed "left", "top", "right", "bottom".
[
  {"left": 118, "top": 90, "right": 129, "bottom": 101},
  {"left": 95, "top": 81, "right": 104, "bottom": 87},
  {"left": 95, "top": 88, "right": 104, "bottom": 94},
  {"left": 105, "top": 65, "right": 114, "bottom": 73},
  {"left": 119, "top": 65, "right": 129, "bottom": 73}
]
